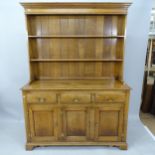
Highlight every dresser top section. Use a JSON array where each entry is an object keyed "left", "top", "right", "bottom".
[
  {"left": 22, "top": 79, "right": 130, "bottom": 91},
  {"left": 20, "top": 2, "right": 131, "bottom": 15}
]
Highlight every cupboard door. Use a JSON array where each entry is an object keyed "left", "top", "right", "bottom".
[
  {"left": 28, "top": 104, "right": 58, "bottom": 142},
  {"left": 94, "top": 104, "right": 123, "bottom": 141},
  {"left": 61, "top": 107, "right": 90, "bottom": 141}
]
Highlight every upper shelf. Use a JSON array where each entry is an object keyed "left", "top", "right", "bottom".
[
  {"left": 28, "top": 35, "right": 125, "bottom": 38},
  {"left": 30, "top": 58, "right": 123, "bottom": 62}
]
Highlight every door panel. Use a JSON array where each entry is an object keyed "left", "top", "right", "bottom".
[
  {"left": 95, "top": 104, "right": 123, "bottom": 141},
  {"left": 29, "top": 104, "right": 58, "bottom": 141},
  {"left": 33, "top": 111, "right": 54, "bottom": 136},
  {"left": 61, "top": 107, "right": 90, "bottom": 141}
]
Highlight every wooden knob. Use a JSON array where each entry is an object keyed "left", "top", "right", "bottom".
[
  {"left": 104, "top": 97, "right": 113, "bottom": 102},
  {"left": 61, "top": 133, "right": 64, "bottom": 137},
  {"left": 95, "top": 123, "right": 99, "bottom": 127},
  {"left": 38, "top": 97, "right": 45, "bottom": 103},
  {"left": 73, "top": 98, "right": 79, "bottom": 103}
]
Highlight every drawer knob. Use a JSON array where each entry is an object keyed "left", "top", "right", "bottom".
[
  {"left": 104, "top": 97, "right": 113, "bottom": 102},
  {"left": 73, "top": 98, "right": 79, "bottom": 103},
  {"left": 38, "top": 97, "right": 45, "bottom": 103}
]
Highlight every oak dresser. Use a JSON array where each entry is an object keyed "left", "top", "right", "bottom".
[{"left": 21, "top": 2, "right": 131, "bottom": 150}]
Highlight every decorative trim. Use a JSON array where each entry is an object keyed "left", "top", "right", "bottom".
[{"left": 20, "top": 2, "right": 132, "bottom": 15}]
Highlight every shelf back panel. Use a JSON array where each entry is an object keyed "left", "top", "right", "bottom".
[
  {"left": 27, "top": 15, "right": 125, "bottom": 36},
  {"left": 30, "top": 62, "right": 122, "bottom": 80},
  {"left": 29, "top": 38, "right": 124, "bottom": 59}
]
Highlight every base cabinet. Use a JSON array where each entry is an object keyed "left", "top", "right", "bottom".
[
  {"left": 23, "top": 89, "right": 129, "bottom": 150},
  {"left": 25, "top": 98, "right": 127, "bottom": 150}
]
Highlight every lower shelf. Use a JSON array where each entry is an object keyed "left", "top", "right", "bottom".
[{"left": 26, "top": 142, "right": 128, "bottom": 150}]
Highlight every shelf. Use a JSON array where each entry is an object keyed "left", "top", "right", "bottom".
[
  {"left": 28, "top": 35, "right": 125, "bottom": 38},
  {"left": 30, "top": 59, "right": 123, "bottom": 62}
]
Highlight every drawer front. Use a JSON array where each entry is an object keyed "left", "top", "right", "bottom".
[
  {"left": 95, "top": 92, "right": 125, "bottom": 103},
  {"left": 60, "top": 92, "right": 91, "bottom": 104},
  {"left": 27, "top": 92, "right": 57, "bottom": 103}
]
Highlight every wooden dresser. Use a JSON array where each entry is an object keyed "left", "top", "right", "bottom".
[{"left": 21, "top": 2, "right": 131, "bottom": 150}]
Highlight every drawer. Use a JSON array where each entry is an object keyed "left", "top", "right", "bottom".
[
  {"left": 26, "top": 92, "right": 57, "bottom": 103},
  {"left": 60, "top": 92, "right": 91, "bottom": 104},
  {"left": 95, "top": 92, "right": 125, "bottom": 103}
]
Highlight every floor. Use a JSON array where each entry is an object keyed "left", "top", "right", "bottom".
[
  {"left": 0, "top": 119, "right": 155, "bottom": 155},
  {"left": 140, "top": 111, "right": 155, "bottom": 135}
]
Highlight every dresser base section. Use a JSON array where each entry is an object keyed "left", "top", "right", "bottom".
[{"left": 26, "top": 142, "right": 128, "bottom": 151}]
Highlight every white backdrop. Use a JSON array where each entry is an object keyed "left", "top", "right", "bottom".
[
  {"left": 1, "top": 0, "right": 155, "bottom": 155},
  {"left": 0, "top": 0, "right": 153, "bottom": 121}
]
